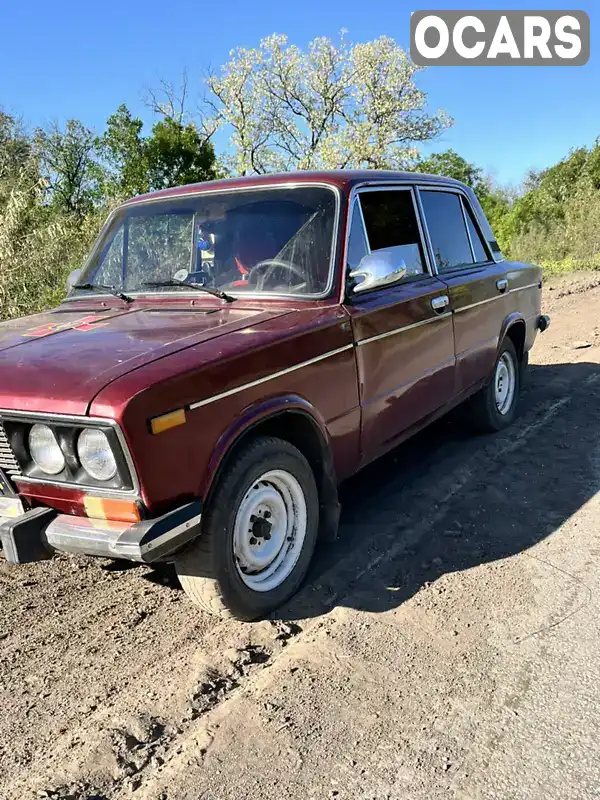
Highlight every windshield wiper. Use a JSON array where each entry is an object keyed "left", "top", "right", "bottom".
[
  {"left": 73, "top": 283, "right": 134, "bottom": 303},
  {"left": 141, "top": 279, "right": 236, "bottom": 303}
]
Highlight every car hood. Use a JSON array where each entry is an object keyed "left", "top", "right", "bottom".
[{"left": 0, "top": 303, "right": 291, "bottom": 415}]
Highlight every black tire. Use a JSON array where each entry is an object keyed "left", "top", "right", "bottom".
[
  {"left": 175, "top": 436, "right": 319, "bottom": 620},
  {"left": 470, "top": 338, "right": 520, "bottom": 433}
]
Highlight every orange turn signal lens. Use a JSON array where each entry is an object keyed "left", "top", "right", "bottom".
[
  {"left": 150, "top": 408, "right": 186, "bottom": 435},
  {"left": 84, "top": 496, "right": 141, "bottom": 523}
]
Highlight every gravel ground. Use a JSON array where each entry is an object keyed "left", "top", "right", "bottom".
[{"left": 2, "top": 274, "right": 600, "bottom": 800}]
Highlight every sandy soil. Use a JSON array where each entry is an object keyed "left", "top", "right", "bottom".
[{"left": 2, "top": 273, "right": 600, "bottom": 799}]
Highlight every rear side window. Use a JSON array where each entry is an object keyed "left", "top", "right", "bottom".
[
  {"left": 359, "top": 190, "right": 426, "bottom": 276},
  {"left": 420, "top": 190, "right": 474, "bottom": 272},
  {"left": 462, "top": 198, "right": 489, "bottom": 263}
]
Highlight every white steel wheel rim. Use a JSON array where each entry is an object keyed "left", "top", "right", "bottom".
[
  {"left": 233, "top": 469, "right": 307, "bottom": 592},
  {"left": 495, "top": 351, "right": 516, "bottom": 415}
]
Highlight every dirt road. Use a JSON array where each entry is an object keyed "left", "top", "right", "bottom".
[{"left": 2, "top": 275, "right": 600, "bottom": 800}]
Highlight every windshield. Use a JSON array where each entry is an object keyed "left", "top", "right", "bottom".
[{"left": 73, "top": 185, "right": 338, "bottom": 298}]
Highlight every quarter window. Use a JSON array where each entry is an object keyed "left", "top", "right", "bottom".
[
  {"left": 346, "top": 202, "right": 369, "bottom": 270},
  {"left": 358, "top": 190, "right": 426, "bottom": 276},
  {"left": 420, "top": 190, "right": 474, "bottom": 272}
]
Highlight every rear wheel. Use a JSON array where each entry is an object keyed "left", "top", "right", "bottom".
[
  {"left": 470, "top": 338, "right": 520, "bottom": 432},
  {"left": 175, "top": 436, "right": 319, "bottom": 620}
]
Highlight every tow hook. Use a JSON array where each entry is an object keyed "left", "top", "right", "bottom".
[{"left": 538, "top": 314, "right": 551, "bottom": 332}]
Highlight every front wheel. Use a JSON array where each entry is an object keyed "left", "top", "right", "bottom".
[
  {"left": 175, "top": 436, "right": 319, "bottom": 620},
  {"left": 470, "top": 338, "right": 520, "bottom": 432}
]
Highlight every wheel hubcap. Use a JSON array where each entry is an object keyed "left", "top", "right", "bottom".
[
  {"left": 233, "top": 469, "right": 307, "bottom": 592},
  {"left": 495, "top": 351, "right": 516, "bottom": 415}
]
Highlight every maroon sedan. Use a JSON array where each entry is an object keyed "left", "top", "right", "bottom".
[{"left": 0, "top": 171, "right": 549, "bottom": 619}]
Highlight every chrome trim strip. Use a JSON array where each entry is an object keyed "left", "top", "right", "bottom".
[
  {"left": 189, "top": 344, "right": 355, "bottom": 410},
  {"left": 64, "top": 181, "right": 342, "bottom": 304},
  {"left": 0, "top": 410, "right": 140, "bottom": 497},
  {"left": 448, "top": 281, "right": 540, "bottom": 315},
  {"left": 357, "top": 312, "right": 452, "bottom": 347},
  {"left": 509, "top": 282, "right": 540, "bottom": 294},
  {"left": 139, "top": 513, "right": 202, "bottom": 555},
  {"left": 455, "top": 295, "right": 502, "bottom": 314}
]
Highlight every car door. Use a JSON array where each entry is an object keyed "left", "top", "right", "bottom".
[
  {"left": 416, "top": 186, "right": 509, "bottom": 395},
  {"left": 344, "top": 186, "right": 456, "bottom": 465}
]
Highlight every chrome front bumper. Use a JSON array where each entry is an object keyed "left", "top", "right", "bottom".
[{"left": 0, "top": 501, "right": 202, "bottom": 565}]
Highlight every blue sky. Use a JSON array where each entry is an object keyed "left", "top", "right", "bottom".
[{"left": 1, "top": 0, "right": 597, "bottom": 186}]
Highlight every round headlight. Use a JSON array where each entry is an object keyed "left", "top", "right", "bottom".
[
  {"left": 29, "top": 424, "right": 66, "bottom": 475},
  {"left": 77, "top": 428, "right": 117, "bottom": 482}
]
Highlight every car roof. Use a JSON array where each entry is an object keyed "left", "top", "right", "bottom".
[{"left": 122, "top": 169, "right": 467, "bottom": 205}]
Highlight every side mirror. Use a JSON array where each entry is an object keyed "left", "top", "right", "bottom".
[
  {"left": 66, "top": 268, "right": 82, "bottom": 292},
  {"left": 349, "top": 248, "right": 407, "bottom": 294}
]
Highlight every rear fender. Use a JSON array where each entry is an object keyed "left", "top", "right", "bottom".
[{"left": 494, "top": 312, "right": 527, "bottom": 378}]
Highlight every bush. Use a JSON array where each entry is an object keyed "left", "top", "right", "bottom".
[
  {"left": 508, "top": 181, "right": 600, "bottom": 271},
  {"left": 0, "top": 168, "right": 104, "bottom": 320}
]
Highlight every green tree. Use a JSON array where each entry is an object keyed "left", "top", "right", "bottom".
[
  {"left": 97, "top": 104, "right": 149, "bottom": 198},
  {"left": 415, "top": 149, "right": 487, "bottom": 194},
  {"left": 0, "top": 111, "right": 31, "bottom": 186},
  {"left": 413, "top": 148, "right": 513, "bottom": 249},
  {"left": 98, "top": 104, "right": 218, "bottom": 198},
  {"left": 34, "top": 120, "right": 102, "bottom": 218},
  {"left": 507, "top": 140, "right": 600, "bottom": 242},
  {"left": 145, "top": 117, "right": 217, "bottom": 189}
]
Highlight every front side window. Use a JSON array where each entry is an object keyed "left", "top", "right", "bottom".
[
  {"left": 420, "top": 190, "right": 474, "bottom": 272},
  {"left": 75, "top": 186, "right": 337, "bottom": 297},
  {"left": 359, "top": 190, "right": 426, "bottom": 276}
]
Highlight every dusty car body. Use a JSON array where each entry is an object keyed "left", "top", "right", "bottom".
[{"left": 0, "top": 170, "right": 549, "bottom": 619}]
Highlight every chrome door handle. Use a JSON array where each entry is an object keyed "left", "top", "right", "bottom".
[
  {"left": 496, "top": 278, "right": 508, "bottom": 292},
  {"left": 431, "top": 295, "right": 450, "bottom": 312}
]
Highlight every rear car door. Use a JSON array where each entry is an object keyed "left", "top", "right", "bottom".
[
  {"left": 344, "top": 186, "right": 456, "bottom": 465},
  {"left": 416, "top": 186, "right": 509, "bottom": 395}
]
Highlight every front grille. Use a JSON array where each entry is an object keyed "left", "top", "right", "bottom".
[{"left": 0, "top": 423, "right": 22, "bottom": 479}]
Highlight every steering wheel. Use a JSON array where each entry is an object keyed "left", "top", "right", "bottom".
[{"left": 247, "top": 259, "right": 306, "bottom": 291}]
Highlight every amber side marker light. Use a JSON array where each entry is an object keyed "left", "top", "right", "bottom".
[
  {"left": 84, "top": 496, "right": 141, "bottom": 523},
  {"left": 150, "top": 408, "right": 187, "bottom": 435}
]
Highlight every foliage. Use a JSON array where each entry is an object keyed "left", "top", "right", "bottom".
[
  {"left": 98, "top": 105, "right": 149, "bottom": 198},
  {"left": 0, "top": 112, "right": 31, "bottom": 186},
  {"left": 498, "top": 139, "right": 600, "bottom": 265},
  {"left": 412, "top": 148, "right": 514, "bottom": 250},
  {"left": 206, "top": 33, "right": 451, "bottom": 174},
  {"left": 34, "top": 120, "right": 102, "bottom": 218},
  {"left": 0, "top": 159, "right": 103, "bottom": 320},
  {"left": 415, "top": 149, "right": 487, "bottom": 194},
  {"left": 144, "top": 117, "right": 218, "bottom": 190},
  {"left": 98, "top": 104, "right": 218, "bottom": 200},
  {"left": 2, "top": 31, "right": 600, "bottom": 324}
]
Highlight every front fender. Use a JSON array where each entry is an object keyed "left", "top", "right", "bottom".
[{"left": 203, "top": 394, "right": 331, "bottom": 500}]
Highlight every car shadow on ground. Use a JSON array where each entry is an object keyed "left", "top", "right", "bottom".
[{"left": 141, "top": 361, "right": 600, "bottom": 623}]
